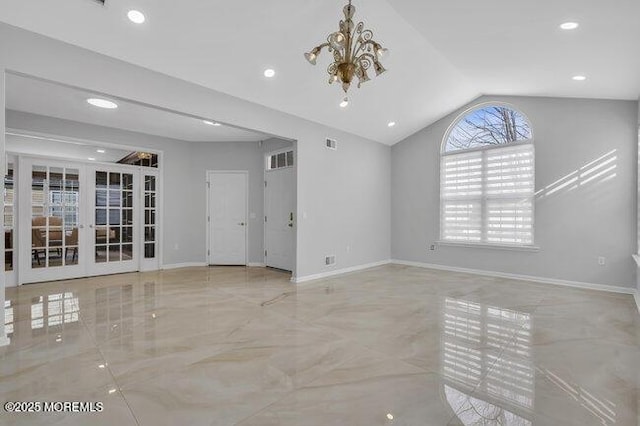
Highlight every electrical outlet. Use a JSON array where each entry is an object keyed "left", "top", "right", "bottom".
[
  {"left": 174, "top": 243, "right": 179, "bottom": 250},
  {"left": 429, "top": 244, "right": 436, "bottom": 251},
  {"left": 598, "top": 256, "right": 606, "bottom": 266},
  {"left": 346, "top": 245, "right": 351, "bottom": 253}
]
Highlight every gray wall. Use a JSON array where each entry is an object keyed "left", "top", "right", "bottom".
[
  {"left": 6, "top": 110, "right": 294, "bottom": 267},
  {"left": 392, "top": 95, "right": 638, "bottom": 289},
  {"left": 0, "top": 23, "right": 392, "bottom": 288}
]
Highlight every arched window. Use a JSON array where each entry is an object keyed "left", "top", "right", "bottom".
[{"left": 440, "top": 104, "right": 535, "bottom": 246}]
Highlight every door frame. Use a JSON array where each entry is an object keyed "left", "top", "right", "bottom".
[
  {"left": 205, "top": 170, "right": 249, "bottom": 266},
  {"left": 263, "top": 148, "right": 296, "bottom": 271},
  {"left": 6, "top": 128, "right": 165, "bottom": 283},
  {"left": 9, "top": 149, "right": 163, "bottom": 285}
]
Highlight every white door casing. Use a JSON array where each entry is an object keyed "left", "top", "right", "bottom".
[{"left": 208, "top": 171, "right": 248, "bottom": 265}]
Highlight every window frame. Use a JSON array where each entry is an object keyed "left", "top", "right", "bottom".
[{"left": 439, "top": 103, "right": 538, "bottom": 250}]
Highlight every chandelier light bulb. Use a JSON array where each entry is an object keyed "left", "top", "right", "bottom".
[
  {"left": 377, "top": 47, "right": 389, "bottom": 59},
  {"left": 304, "top": 52, "right": 318, "bottom": 65},
  {"left": 339, "top": 97, "right": 349, "bottom": 108},
  {"left": 329, "top": 32, "right": 346, "bottom": 50}
]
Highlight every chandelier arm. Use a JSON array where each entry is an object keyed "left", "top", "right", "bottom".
[
  {"left": 357, "top": 52, "right": 378, "bottom": 65},
  {"left": 316, "top": 42, "right": 331, "bottom": 55},
  {"left": 351, "top": 38, "right": 378, "bottom": 62}
]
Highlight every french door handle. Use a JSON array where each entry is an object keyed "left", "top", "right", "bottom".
[
  {"left": 89, "top": 224, "right": 95, "bottom": 228},
  {"left": 79, "top": 225, "right": 85, "bottom": 229}
]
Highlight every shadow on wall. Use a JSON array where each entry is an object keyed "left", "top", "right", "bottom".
[{"left": 535, "top": 150, "right": 617, "bottom": 201}]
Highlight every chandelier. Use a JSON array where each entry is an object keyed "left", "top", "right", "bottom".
[{"left": 304, "top": 0, "right": 388, "bottom": 105}]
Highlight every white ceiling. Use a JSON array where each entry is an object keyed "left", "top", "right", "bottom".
[
  {"left": 0, "top": 0, "right": 638, "bottom": 146},
  {"left": 5, "top": 74, "right": 270, "bottom": 142}
]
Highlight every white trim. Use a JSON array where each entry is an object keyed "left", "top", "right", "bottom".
[
  {"left": 634, "top": 291, "right": 640, "bottom": 316},
  {"left": 633, "top": 254, "right": 640, "bottom": 267},
  {"left": 161, "top": 262, "right": 207, "bottom": 270},
  {"left": 391, "top": 259, "right": 635, "bottom": 295},
  {"left": 248, "top": 262, "right": 266, "bottom": 267},
  {"left": 293, "top": 260, "right": 391, "bottom": 284},
  {"left": 436, "top": 241, "right": 540, "bottom": 252}
]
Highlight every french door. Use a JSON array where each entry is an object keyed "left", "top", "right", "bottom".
[
  {"left": 86, "top": 165, "right": 140, "bottom": 277},
  {"left": 18, "top": 157, "right": 151, "bottom": 284}
]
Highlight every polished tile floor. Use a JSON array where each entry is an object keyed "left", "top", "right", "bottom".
[{"left": 1, "top": 265, "right": 639, "bottom": 425}]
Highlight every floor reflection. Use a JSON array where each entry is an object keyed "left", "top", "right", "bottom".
[
  {"left": 443, "top": 297, "right": 534, "bottom": 424},
  {"left": 4, "top": 299, "right": 13, "bottom": 337},
  {"left": 538, "top": 366, "right": 617, "bottom": 425},
  {"left": 30, "top": 292, "right": 79, "bottom": 330}
]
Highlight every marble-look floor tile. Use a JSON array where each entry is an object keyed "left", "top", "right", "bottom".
[
  {"left": 2, "top": 265, "right": 639, "bottom": 425},
  {"left": 237, "top": 351, "right": 455, "bottom": 426}
]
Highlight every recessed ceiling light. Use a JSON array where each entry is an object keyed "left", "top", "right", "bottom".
[
  {"left": 203, "top": 120, "right": 222, "bottom": 126},
  {"left": 127, "top": 10, "right": 146, "bottom": 24},
  {"left": 264, "top": 69, "right": 276, "bottom": 78},
  {"left": 388, "top": 121, "right": 396, "bottom": 128},
  {"left": 572, "top": 75, "right": 587, "bottom": 81},
  {"left": 339, "top": 97, "right": 349, "bottom": 108},
  {"left": 386, "top": 413, "right": 394, "bottom": 420},
  {"left": 97, "top": 149, "right": 106, "bottom": 153},
  {"left": 87, "top": 98, "right": 118, "bottom": 109},
  {"left": 88, "top": 157, "right": 96, "bottom": 161},
  {"left": 560, "top": 22, "right": 579, "bottom": 30}
]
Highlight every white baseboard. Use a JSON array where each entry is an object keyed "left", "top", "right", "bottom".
[
  {"left": 293, "top": 260, "right": 391, "bottom": 284},
  {"left": 161, "top": 262, "right": 207, "bottom": 270},
  {"left": 248, "top": 263, "right": 266, "bottom": 267},
  {"left": 634, "top": 291, "right": 640, "bottom": 316},
  {"left": 391, "top": 259, "right": 636, "bottom": 295}
]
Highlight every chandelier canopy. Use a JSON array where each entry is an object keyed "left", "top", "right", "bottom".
[{"left": 304, "top": 0, "right": 388, "bottom": 99}]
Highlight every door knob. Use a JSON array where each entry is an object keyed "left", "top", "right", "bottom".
[
  {"left": 288, "top": 223, "right": 293, "bottom": 228},
  {"left": 238, "top": 222, "right": 246, "bottom": 226},
  {"left": 79, "top": 225, "right": 85, "bottom": 229}
]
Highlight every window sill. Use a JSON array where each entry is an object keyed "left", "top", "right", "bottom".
[{"left": 436, "top": 241, "right": 541, "bottom": 252}]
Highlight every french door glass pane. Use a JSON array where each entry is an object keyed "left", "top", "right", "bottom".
[
  {"left": 144, "top": 175, "right": 157, "bottom": 259},
  {"left": 96, "top": 171, "right": 134, "bottom": 264},
  {"left": 31, "top": 165, "right": 81, "bottom": 269}
]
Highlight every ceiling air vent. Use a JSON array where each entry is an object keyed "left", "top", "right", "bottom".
[{"left": 326, "top": 138, "right": 337, "bottom": 150}]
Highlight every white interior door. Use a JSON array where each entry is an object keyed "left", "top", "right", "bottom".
[
  {"left": 208, "top": 171, "right": 247, "bottom": 265},
  {"left": 86, "top": 165, "right": 140, "bottom": 276},
  {"left": 265, "top": 164, "right": 294, "bottom": 271},
  {"left": 19, "top": 158, "right": 86, "bottom": 283}
]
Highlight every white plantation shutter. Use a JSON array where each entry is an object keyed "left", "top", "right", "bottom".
[{"left": 441, "top": 143, "right": 534, "bottom": 246}]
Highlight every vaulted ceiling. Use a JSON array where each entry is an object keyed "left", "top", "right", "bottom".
[{"left": 1, "top": 0, "right": 638, "bottom": 145}]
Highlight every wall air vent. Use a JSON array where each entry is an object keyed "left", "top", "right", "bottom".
[
  {"left": 326, "top": 138, "right": 337, "bottom": 150},
  {"left": 325, "top": 255, "right": 336, "bottom": 266}
]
